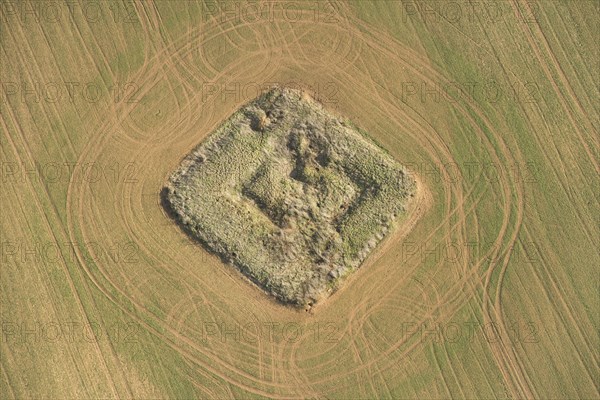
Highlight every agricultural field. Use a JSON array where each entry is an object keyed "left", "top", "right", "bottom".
[{"left": 1, "top": 1, "right": 598, "bottom": 399}]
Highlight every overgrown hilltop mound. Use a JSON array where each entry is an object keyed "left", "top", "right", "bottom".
[{"left": 164, "top": 87, "right": 416, "bottom": 307}]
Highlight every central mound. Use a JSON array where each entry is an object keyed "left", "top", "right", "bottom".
[{"left": 164, "top": 87, "right": 416, "bottom": 307}]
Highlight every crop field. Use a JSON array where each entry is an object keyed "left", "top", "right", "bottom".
[{"left": 1, "top": 1, "right": 598, "bottom": 399}]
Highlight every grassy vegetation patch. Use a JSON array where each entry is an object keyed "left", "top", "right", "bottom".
[{"left": 164, "top": 87, "right": 416, "bottom": 307}]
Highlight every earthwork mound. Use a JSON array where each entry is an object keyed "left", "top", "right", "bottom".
[{"left": 164, "top": 87, "right": 416, "bottom": 307}]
